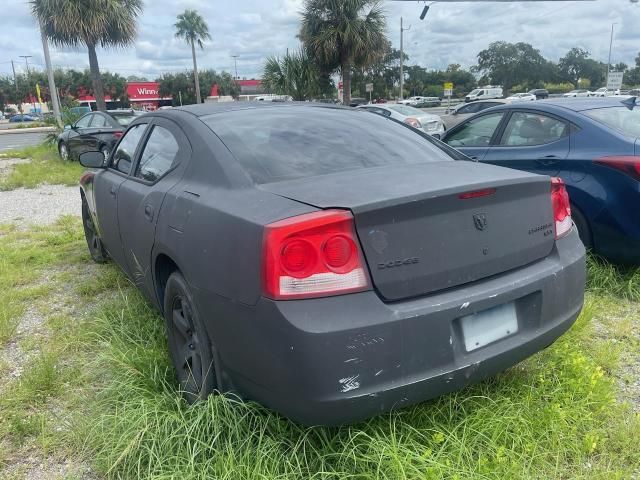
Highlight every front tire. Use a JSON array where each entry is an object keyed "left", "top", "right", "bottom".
[
  {"left": 58, "top": 141, "right": 69, "bottom": 161},
  {"left": 82, "top": 198, "right": 108, "bottom": 263},
  {"left": 164, "top": 272, "right": 217, "bottom": 403}
]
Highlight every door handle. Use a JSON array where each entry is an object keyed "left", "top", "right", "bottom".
[
  {"left": 109, "top": 186, "right": 117, "bottom": 197},
  {"left": 144, "top": 204, "right": 155, "bottom": 222},
  {"left": 536, "top": 155, "right": 560, "bottom": 166}
]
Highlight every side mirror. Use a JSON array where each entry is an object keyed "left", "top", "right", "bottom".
[
  {"left": 79, "top": 151, "right": 106, "bottom": 168},
  {"left": 64, "top": 124, "right": 71, "bottom": 130}
]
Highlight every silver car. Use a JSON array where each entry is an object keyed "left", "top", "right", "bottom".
[
  {"left": 357, "top": 104, "right": 445, "bottom": 137},
  {"left": 439, "top": 99, "right": 510, "bottom": 129}
]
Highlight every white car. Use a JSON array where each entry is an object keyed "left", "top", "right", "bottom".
[
  {"left": 357, "top": 104, "right": 446, "bottom": 137},
  {"left": 505, "top": 93, "right": 536, "bottom": 102},
  {"left": 397, "top": 96, "right": 424, "bottom": 106},
  {"left": 563, "top": 89, "right": 591, "bottom": 98},
  {"left": 590, "top": 88, "right": 621, "bottom": 97}
]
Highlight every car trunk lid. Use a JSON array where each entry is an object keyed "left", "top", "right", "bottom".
[{"left": 260, "top": 162, "right": 555, "bottom": 301}]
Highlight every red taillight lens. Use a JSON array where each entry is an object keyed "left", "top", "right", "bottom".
[
  {"left": 458, "top": 188, "right": 497, "bottom": 200},
  {"left": 263, "top": 210, "right": 370, "bottom": 300},
  {"left": 404, "top": 117, "right": 422, "bottom": 129},
  {"left": 594, "top": 156, "right": 640, "bottom": 182},
  {"left": 113, "top": 131, "right": 124, "bottom": 139},
  {"left": 551, "top": 177, "right": 572, "bottom": 239}
]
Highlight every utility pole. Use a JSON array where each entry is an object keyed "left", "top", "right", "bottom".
[
  {"left": 19, "top": 55, "right": 35, "bottom": 113},
  {"left": 11, "top": 60, "right": 22, "bottom": 114},
  {"left": 399, "top": 17, "right": 410, "bottom": 101},
  {"left": 606, "top": 22, "right": 617, "bottom": 87},
  {"left": 231, "top": 55, "right": 239, "bottom": 80},
  {"left": 40, "top": 23, "right": 62, "bottom": 127}
]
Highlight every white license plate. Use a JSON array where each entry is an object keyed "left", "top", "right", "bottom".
[{"left": 460, "top": 302, "right": 518, "bottom": 352}]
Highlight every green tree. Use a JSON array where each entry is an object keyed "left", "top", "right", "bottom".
[
  {"left": 31, "top": 0, "right": 142, "bottom": 111},
  {"left": 263, "top": 49, "right": 323, "bottom": 100},
  {"left": 300, "top": 0, "right": 388, "bottom": 105},
  {"left": 559, "top": 48, "right": 595, "bottom": 88},
  {"left": 175, "top": 9, "right": 211, "bottom": 104},
  {"left": 474, "top": 41, "right": 549, "bottom": 90}
]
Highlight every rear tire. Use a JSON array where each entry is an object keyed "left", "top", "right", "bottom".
[
  {"left": 164, "top": 272, "right": 217, "bottom": 403},
  {"left": 100, "top": 146, "right": 110, "bottom": 161},
  {"left": 571, "top": 204, "right": 592, "bottom": 249},
  {"left": 58, "top": 142, "right": 69, "bottom": 161},
  {"left": 82, "top": 198, "right": 108, "bottom": 263}
]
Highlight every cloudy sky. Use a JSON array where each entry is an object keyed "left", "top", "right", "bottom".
[{"left": 0, "top": 0, "right": 638, "bottom": 81}]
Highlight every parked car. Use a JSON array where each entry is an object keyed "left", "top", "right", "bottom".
[
  {"left": 439, "top": 99, "right": 510, "bottom": 129},
  {"left": 441, "top": 97, "right": 640, "bottom": 263},
  {"left": 414, "top": 97, "right": 442, "bottom": 108},
  {"left": 9, "top": 114, "right": 38, "bottom": 122},
  {"left": 57, "top": 109, "right": 145, "bottom": 161},
  {"left": 529, "top": 89, "right": 549, "bottom": 100},
  {"left": 465, "top": 86, "right": 503, "bottom": 103},
  {"left": 348, "top": 97, "right": 368, "bottom": 107},
  {"left": 357, "top": 103, "right": 445, "bottom": 137},
  {"left": 563, "top": 90, "right": 591, "bottom": 98},
  {"left": 505, "top": 93, "right": 536, "bottom": 102},
  {"left": 397, "top": 96, "right": 425, "bottom": 106},
  {"left": 77, "top": 102, "right": 585, "bottom": 425}
]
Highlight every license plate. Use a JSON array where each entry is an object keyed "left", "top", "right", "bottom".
[{"left": 460, "top": 302, "right": 518, "bottom": 352}]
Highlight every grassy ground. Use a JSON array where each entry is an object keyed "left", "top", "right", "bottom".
[
  {"left": 0, "top": 144, "right": 83, "bottom": 191},
  {"left": 0, "top": 218, "right": 639, "bottom": 479}
]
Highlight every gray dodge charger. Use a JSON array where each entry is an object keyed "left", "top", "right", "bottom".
[{"left": 78, "top": 102, "right": 586, "bottom": 425}]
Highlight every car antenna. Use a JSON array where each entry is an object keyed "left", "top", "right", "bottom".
[{"left": 621, "top": 96, "right": 638, "bottom": 110}]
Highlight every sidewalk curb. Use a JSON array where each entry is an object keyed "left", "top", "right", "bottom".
[{"left": 0, "top": 127, "right": 56, "bottom": 135}]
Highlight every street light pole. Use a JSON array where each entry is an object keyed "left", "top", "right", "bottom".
[
  {"left": 606, "top": 22, "right": 617, "bottom": 87},
  {"left": 399, "top": 17, "right": 411, "bottom": 101},
  {"left": 231, "top": 55, "right": 239, "bottom": 80},
  {"left": 19, "top": 55, "right": 35, "bottom": 113}
]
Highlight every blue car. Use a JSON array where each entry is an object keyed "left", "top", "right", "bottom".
[
  {"left": 9, "top": 114, "right": 38, "bottom": 123},
  {"left": 442, "top": 97, "right": 640, "bottom": 263}
]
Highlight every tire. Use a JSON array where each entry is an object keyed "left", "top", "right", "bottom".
[
  {"left": 571, "top": 203, "right": 592, "bottom": 249},
  {"left": 58, "top": 141, "right": 69, "bottom": 161},
  {"left": 164, "top": 272, "right": 217, "bottom": 403},
  {"left": 82, "top": 198, "right": 109, "bottom": 263}
]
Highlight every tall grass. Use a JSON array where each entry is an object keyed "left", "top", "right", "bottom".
[{"left": 587, "top": 256, "right": 640, "bottom": 302}]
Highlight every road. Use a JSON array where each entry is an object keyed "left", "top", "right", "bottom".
[{"left": 0, "top": 132, "right": 47, "bottom": 152}]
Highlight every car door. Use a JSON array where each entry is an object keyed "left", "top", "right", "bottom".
[
  {"left": 442, "top": 111, "right": 507, "bottom": 160},
  {"left": 93, "top": 123, "right": 149, "bottom": 270},
  {"left": 116, "top": 118, "right": 190, "bottom": 300},
  {"left": 67, "top": 113, "right": 93, "bottom": 158},
  {"left": 481, "top": 110, "right": 571, "bottom": 177}
]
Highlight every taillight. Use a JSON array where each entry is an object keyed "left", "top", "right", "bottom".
[
  {"left": 404, "top": 117, "right": 422, "bottom": 129},
  {"left": 551, "top": 177, "right": 572, "bottom": 239},
  {"left": 263, "top": 210, "right": 370, "bottom": 300},
  {"left": 113, "top": 131, "right": 124, "bottom": 139},
  {"left": 594, "top": 156, "right": 640, "bottom": 181}
]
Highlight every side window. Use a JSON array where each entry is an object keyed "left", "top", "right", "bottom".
[
  {"left": 110, "top": 124, "right": 146, "bottom": 175},
  {"left": 445, "top": 113, "right": 505, "bottom": 147},
  {"left": 91, "top": 115, "right": 107, "bottom": 128},
  {"left": 135, "top": 126, "right": 180, "bottom": 182},
  {"left": 478, "top": 102, "right": 500, "bottom": 111},
  {"left": 75, "top": 114, "right": 92, "bottom": 128},
  {"left": 499, "top": 112, "right": 569, "bottom": 147}
]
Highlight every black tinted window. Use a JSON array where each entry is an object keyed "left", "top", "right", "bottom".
[
  {"left": 203, "top": 107, "right": 453, "bottom": 184},
  {"left": 111, "top": 124, "right": 146, "bottom": 175},
  {"left": 135, "top": 126, "right": 179, "bottom": 182}
]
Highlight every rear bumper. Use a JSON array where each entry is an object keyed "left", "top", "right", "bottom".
[{"left": 198, "top": 229, "right": 585, "bottom": 426}]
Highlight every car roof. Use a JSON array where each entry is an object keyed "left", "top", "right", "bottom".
[
  {"left": 483, "top": 97, "right": 634, "bottom": 114},
  {"left": 170, "top": 101, "right": 349, "bottom": 118}
]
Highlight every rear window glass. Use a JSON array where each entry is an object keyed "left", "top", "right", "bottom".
[
  {"left": 584, "top": 107, "right": 640, "bottom": 138},
  {"left": 388, "top": 105, "right": 424, "bottom": 116},
  {"left": 113, "top": 114, "right": 141, "bottom": 127},
  {"left": 202, "top": 107, "right": 454, "bottom": 184}
]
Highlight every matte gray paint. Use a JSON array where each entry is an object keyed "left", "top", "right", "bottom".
[{"left": 80, "top": 102, "right": 586, "bottom": 425}]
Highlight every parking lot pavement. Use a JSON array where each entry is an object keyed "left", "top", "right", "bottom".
[{"left": 0, "top": 132, "right": 47, "bottom": 151}]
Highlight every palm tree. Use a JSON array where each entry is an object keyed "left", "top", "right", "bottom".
[
  {"left": 31, "top": 0, "right": 142, "bottom": 112},
  {"left": 300, "top": 0, "right": 387, "bottom": 106},
  {"left": 262, "top": 50, "right": 319, "bottom": 101},
  {"left": 175, "top": 10, "right": 211, "bottom": 104}
]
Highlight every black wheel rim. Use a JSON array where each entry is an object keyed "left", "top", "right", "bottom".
[
  {"left": 171, "top": 296, "right": 204, "bottom": 394},
  {"left": 82, "top": 203, "right": 100, "bottom": 254}
]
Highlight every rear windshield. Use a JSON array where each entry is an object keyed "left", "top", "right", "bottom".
[
  {"left": 388, "top": 105, "right": 424, "bottom": 116},
  {"left": 113, "top": 113, "right": 141, "bottom": 127},
  {"left": 584, "top": 106, "right": 640, "bottom": 138},
  {"left": 202, "top": 106, "right": 454, "bottom": 184}
]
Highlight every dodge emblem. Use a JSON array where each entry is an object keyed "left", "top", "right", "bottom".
[{"left": 473, "top": 214, "right": 487, "bottom": 231}]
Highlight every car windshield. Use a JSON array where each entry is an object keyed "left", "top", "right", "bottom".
[
  {"left": 468, "top": 89, "right": 481, "bottom": 96},
  {"left": 584, "top": 106, "right": 640, "bottom": 138},
  {"left": 388, "top": 104, "right": 424, "bottom": 116},
  {"left": 203, "top": 107, "right": 455, "bottom": 184}
]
